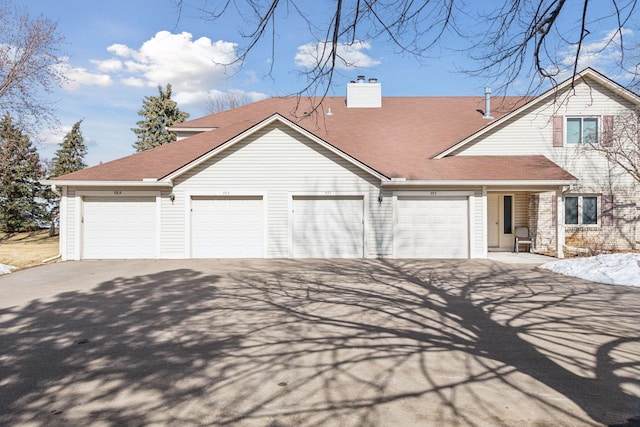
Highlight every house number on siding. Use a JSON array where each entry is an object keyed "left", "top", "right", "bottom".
[
  {"left": 430, "top": 191, "right": 437, "bottom": 196},
  {"left": 113, "top": 191, "right": 122, "bottom": 195}
]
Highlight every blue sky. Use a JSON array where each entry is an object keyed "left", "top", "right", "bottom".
[{"left": 19, "top": 0, "right": 637, "bottom": 166}]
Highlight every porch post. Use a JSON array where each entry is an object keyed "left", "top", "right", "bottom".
[
  {"left": 555, "top": 188, "right": 565, "bottom": 258},
  {"left": 481, "top": 186, "right": 488, "bottom": 258}
]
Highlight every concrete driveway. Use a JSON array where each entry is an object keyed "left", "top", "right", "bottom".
[{"left": 1, "top": 259, "right": 639, "bottom": 427}]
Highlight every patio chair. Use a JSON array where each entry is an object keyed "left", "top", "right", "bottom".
[{"left": 514, "top": 227, "right": 533, "bottom": 253}]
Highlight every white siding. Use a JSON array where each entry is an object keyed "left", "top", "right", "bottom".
[
  {"left": 162, "top": 123, "right": 392, "bottom": 258},
  {"left": 64, "top": 188, "right": 78, "bottom": 260}
]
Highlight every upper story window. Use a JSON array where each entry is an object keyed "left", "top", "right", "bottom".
[
  {"left": 566, "top": 117, "right": 598, "bottom": 145},
  {"left": 553, "top": 115, "right": 613, "bottom": 148}
]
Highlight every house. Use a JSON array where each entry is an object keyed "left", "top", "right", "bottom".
[{"left": 47, "top": 68, "right": 640, "bottom": 260}]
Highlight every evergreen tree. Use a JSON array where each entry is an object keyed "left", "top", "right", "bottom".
[
  {"left": 50, "top": 120, "right": 87, "bottom": 177},
  {"left": 0, "top": 113, "right": 44, "bottom": 232},
  {"left": 131, "top": 84, "right": 189, "bottom": 152},
  {"left": 42, "top": 120, "right": 88, "bottom": 236}
]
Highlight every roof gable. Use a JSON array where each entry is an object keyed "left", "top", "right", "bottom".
[
  {"left": 435, "top": 67, "right": 640, "bottom": 158},
  {"left": 52, "top": 113, "right": 388, "bottom": 183},
  {"left": 163, "top": 114, "right": 388, "bottom": 182}
]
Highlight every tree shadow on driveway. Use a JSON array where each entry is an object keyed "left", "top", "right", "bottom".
[{"left": 0, "top": 259, "right": 639, "bottom": 426}]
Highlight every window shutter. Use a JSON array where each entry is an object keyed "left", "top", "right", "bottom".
[
  {"left": 602, "top": 115, "right": 614, "bottom": 146},
  {"left": 553, "top": 116, "right": 564, "bottom": 147},
  {"left": 602, "top": 195, "right": 614, "bottom": 226}
]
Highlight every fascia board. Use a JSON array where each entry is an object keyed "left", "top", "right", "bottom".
[
  {"left": 381, "top": 179, "right": 576, "bottom": 187},
  {"left": 163, "top": 113, "right": 389, "bottom": 182},
  {"left": 435, "top": 68, "right": 640, "bottom": 159},
  {"left": 168, "top": 126, "right": 217, "bottom": 132},
  {"left": 41, "top": 180, "right": 173, "bottom": 187}
]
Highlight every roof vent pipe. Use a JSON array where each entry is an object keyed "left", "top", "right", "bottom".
[{"left": 483, "top": 87, "right": 494, "bottom": 119}]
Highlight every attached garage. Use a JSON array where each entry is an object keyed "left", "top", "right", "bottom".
[
  {"left": 395, "top": 195, "right": 469, "bottom": 258},
  {"left": 190, "top": 196, "right": 264, "bottom": 258},
  {"left": 292, "top": 195, "right": 364, "bottom": 258},
  {"left": 82, "top": 196, "right": 157, "bottom": 259}
]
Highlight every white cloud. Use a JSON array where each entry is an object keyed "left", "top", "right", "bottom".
[
  {"left": 295, "top": 40, "right": 380, "bottom": 70},
  {"left": 38, "top": 125, "right": 71, "bottom": 146},
  {"left": 175, "top": 88, "right": 269, "bottom": 110},
  {"left": 93, "top": 31, "right": 242, "bottom": 109},
  {"left": 173, "top": 90, "right": 210, "bottom": 106},
  {"left": 92, "top": 58, "right": 123, "bottom": 72},
  {"left": 107, "top": 43, "right": 134, "bottom": 57},
  {"left": 121, "top": 76, "right": 145, "bottom": 87},
  {"left": 54, "top": 59, "right": 113, "bottom": 91},
  {"left": 554, "top": 28, "right": 635, "bottom": 79},
  {"left": 108, "top": 31, "right": 238, "bottom": 92}
]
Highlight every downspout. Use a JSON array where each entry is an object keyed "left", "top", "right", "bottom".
[{"left": 42, "top": 184, "right": 62, "bottom": 263}]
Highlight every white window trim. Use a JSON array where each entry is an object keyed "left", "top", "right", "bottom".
[
  {"left": 565, "top": 116, "right": 600, "bottom": 146},
  {"left": 564, "top": 194, "right": 600, "bottom": 227}
]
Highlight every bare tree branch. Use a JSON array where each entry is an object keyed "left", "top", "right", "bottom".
[
  {"left": 172, "top": 0, "right": 638, "bottom": 108},
  {"left": 0, "top": 2, "right": 65, "bottom": 129}
]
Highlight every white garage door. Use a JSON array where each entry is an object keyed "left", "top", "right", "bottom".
[
  {"left": 396, "top": 196, "right": 469, "bottom": 258},
  {"left": 83, "top": 196, "right": 157, "bottom": 259},
  {"left": 191, "top": 196, "right": 263, "bottom": 258},
  {"left": 293, "top": 196, "right": 364, "bottom": 258}
]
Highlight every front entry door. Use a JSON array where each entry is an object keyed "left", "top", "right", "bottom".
[{"left": 487, "top": 193, "right": 514, "bottom": 250}]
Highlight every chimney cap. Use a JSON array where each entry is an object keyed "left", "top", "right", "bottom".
[
  {"left": 357, "top": 75, "right": 365, "bottom": 82},
  {"left": 368, "top": 77, "right": 378, "bottom": 83}
]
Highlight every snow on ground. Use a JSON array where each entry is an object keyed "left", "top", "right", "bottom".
[
  {"left": 540, "top": 253, "right": 640, "bottom": 287},
  {"left": 0, "top": 264, "right": 15, "bottom": 275}
]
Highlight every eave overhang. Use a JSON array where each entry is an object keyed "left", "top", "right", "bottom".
[
  {"left": 42, "top": 180, "right": 173, "bottom": 188},
  {"left": 381, "top": 179, "right": 576, "bottom": 187}
]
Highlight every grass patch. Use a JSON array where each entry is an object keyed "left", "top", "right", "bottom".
[{"left": 0, "top": 230, "right": 59, "bottom": 269}]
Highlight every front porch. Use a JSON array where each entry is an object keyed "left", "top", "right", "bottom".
[{"left": 486, "top": 189, "right": 565, "bottom": 258}]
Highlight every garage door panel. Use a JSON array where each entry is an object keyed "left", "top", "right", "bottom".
[
  {"left": 293, "top": 196, "right": 364, "bottom": 258},
  {"left": 396, "top": 196, "right": 469, "bottom": 259},
  {"left": 83, "top": 197, "right": 156, "bottom": 259},
  {"left": 191, "top": 196, "right": 263, "bottom": 258}
]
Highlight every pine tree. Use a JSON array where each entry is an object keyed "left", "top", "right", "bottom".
[
  {"left": 50, "top": 120, "right": 87, "bottom": 177},
  {"left": 42, "top": 120, "right": 88, "bottom": 236},
  {"left": 0, "top": 113, "right": 44, "bottom": 232},
  {"left": 131, "top": 84, "right": 189, "bottom": 152}
]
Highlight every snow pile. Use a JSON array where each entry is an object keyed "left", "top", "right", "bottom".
[
  {"left": 0, "top": 263, "right": 16, "bottom": 275},
  {"left": 540, "top": 253, "right": 640, "bottom": 287}
]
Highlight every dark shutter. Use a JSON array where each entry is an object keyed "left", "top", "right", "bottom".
[
  {"left": 553, "top": 116, "right": 564, "bottom": 147},
  {"left": 602, "top": 195, "right": 614, "bottom": 226},
  {"left": 602, "top": 115, "right": 614, "bottom": 147}
]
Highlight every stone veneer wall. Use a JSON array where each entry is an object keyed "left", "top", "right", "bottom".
[{"left": 529, "top": 189, "right": 639, "bottom": 256}]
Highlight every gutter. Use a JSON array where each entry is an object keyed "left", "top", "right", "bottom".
[
  {"left": 381, "top": 179, "right": 577, "bottom": 187},
  {"left": 40, "top": 180, "right": 173, "bottom": 187}
]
